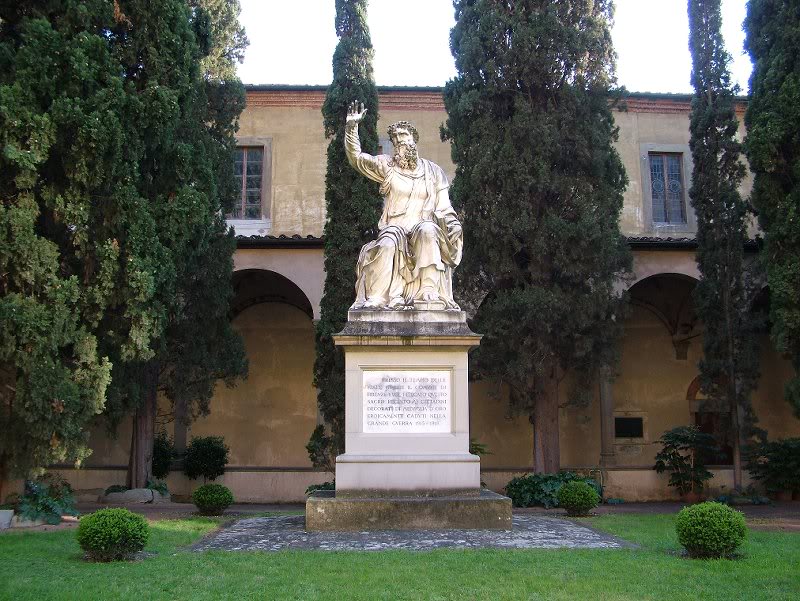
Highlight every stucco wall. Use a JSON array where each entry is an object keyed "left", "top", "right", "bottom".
[
  {"left": 189, "top": 302, "right": 318, "bottom": 469},
  {"left": 233, "top": 90, "right": 751, "bottom": 240}
]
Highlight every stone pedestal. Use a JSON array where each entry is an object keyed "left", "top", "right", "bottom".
[{"left": 306, "top": 310, "right": 512, "bottom": 531}]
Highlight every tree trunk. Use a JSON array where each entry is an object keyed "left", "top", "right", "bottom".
[
  {"left": 127, "top": 361, "right": 159, "bottom": 489},
  {"left": 532, "top": 364, "right": 561, "bottom": 474}
]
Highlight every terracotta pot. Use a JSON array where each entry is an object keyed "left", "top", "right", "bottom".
[
  {"left": 680, "top": 490, "right": 702, "bottom": 504},
  {"left": 771, "top": 490, "right": 793, "bottom": 502}
]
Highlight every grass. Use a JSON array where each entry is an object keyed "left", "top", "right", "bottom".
[{"left": 0, "top": 513, "right": 797, "bottom": 600}]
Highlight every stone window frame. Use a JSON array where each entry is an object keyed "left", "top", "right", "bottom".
[
  {"left": 613, "top": 410, "right": 648, "bottom": 445},
  {"left": 639, "top": 143, "right": 697, "bottom": 235},
  {"left": 227, "top": 136, "right": 273, "bottom": 236}
]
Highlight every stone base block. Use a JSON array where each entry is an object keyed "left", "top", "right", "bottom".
[
  {"left": 335, "top": 453, "right": 480, "bottom": 495},
  {"left": 305, "top": 489, "right": 512, "bottom": 531}
]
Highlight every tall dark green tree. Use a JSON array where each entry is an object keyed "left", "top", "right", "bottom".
[
  {"left": 312, "top": 0, "right": 382, "bottom": 462},
  {"left": 442, "top": 0, "right": 632, "bottom": 473},
  {"left": 745, "top": 0, "right": 800, "bottom": 418},
  {"left": 688, "top": 0, "right": 761, "bottom": 490},
  {"left": 0, "top": 0, "right": 248, "bottom": 493},
  {"left": 189, "top": 0, "right": 249, "bottom": 80},
  {"left": 100, "top": 0, "right": 248, "bottom": 488},
  {"left": 0, "top": 0, "right": 162, "bottom": 496}
]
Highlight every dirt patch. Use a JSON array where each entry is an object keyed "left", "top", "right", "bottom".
[{"left": 747, "top": 518, "right": 800, "bottom": 533}]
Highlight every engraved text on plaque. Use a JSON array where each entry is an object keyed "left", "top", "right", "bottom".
[{"left": 363, "top": 370, "right": 451, "bottom": 433}]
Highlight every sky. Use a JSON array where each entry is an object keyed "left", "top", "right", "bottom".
[{"left": 237, "top": 0, "right": 752, "bottom": 94}]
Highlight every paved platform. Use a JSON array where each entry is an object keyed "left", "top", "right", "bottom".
[{"left": 191, "top": 514, "right": 632, "bottom": 552}]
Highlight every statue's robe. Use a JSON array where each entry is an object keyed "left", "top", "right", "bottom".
[{"left": 345, "top": 124, "right": 463, "bottom": 309}]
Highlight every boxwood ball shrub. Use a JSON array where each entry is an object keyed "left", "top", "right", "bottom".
[
  {"left": 77, "top": 508, "right": 149, "bottom": 562},
  {"left": 184, "top": 435, "right": 229, "bottom": 482},
  {"left": 192, "top": 483, "right": 234, "bottom": 515},
  {"left": 676, "top": 501, "right": 747, "bottom": 558},
  {"left": 558, "top": 481, "right": 600, "bottom": 516}
]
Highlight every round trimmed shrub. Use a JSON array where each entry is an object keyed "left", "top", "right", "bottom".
[
  {"left": 184, "top": 436, "right": 229, "bottom": 482},
  {"left": 192, "top": 483, "right": 234, "bottom": 515},
  {"left": 77, "top": 508, "right": 149, "bottom": 562},
  {"left": 676, "top": 502, "right": 747, "bottom": 558},
  {"left": 557, "top": 481, "right": 600, "bottom": 516}
]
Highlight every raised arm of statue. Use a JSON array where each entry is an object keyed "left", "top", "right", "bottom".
[{"left": 344, "top": 101, "right": 386, "bottom": 184}]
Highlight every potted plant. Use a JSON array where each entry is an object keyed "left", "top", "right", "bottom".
[{"left": 654, "top": 426, "right": 718, "bottom": 502}]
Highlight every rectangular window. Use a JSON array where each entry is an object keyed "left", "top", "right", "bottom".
[
  {"left": 230, "top": 147, "right": 265, "bottom": 220},
  {"left": 649, "top": 153, "right": 686, "bottom": 224},
  {"left": 615, "top": 417, "right": 644, "bottom": 439}
]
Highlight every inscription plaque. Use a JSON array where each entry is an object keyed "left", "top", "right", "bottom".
[{"left": 363, "top": 370, "right": 451, "bottom": 433}]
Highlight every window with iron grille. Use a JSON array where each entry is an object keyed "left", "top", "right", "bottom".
[
  {"left": 648, "top": 152, "right": 687, "bottom": 224},
  {"left": 230, "top": 147, "right": 265, "bottom": 220}
]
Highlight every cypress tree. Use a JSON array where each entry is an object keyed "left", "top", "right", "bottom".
[
  {"left": 312, "top": 0, "right": 382, "bottom": 462},
  {"left": 745, "top": 0, "right": 800, "bottom": 418},
  {"left": 0, "top": 1, "right": 248, "bottom": 492},
  {"left": 0, "top": 0, "right": 154, "bottom": 496},
  {"left": 442, "top": 0, "right": 632, "bottom": 473},
  {"left": 688, "top": 0, "right": 761, "bottom": 490},
  {"left": 101, "top": 0, "right": 248, "bottom": 487}
]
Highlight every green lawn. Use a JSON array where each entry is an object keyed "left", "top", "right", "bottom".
[{"left": 0, "top": 514, "right": 797, "bottom": 600}]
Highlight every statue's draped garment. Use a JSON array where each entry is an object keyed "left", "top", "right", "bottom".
[{"left": 345, "top": 123, "right": 463, "bottom": 309}]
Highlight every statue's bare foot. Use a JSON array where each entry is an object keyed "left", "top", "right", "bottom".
[
  {"left": 416, "top": 287, "right": 440, "bottom": 303},
  {"left": 387, "top": 296, "right": 406, "bottom": 310},
  {"left": 363, "top": 298, "right": 385, "bottom": 309}
]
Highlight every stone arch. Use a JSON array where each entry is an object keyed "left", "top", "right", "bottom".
[
  {"left": 627, "top": 273, "right": 700, "bottom": 360},
  {"left": 231, "top": 269, "right": 313, "bottom": 320},
  {"left": 233, "top": 248, "right": 324, "bottom": 319},
  {"left": 629, "top": 251, "right": 700, "bottom": 289},
  {"left": 189, "top": 268, "right": 319, "bottom": 473}
]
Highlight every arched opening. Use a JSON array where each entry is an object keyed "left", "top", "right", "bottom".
[
  {"left": 189, "top": 269, "right": 318, "bottom": 469},
  {"left": 628, "top": 273, "right": 699, "bottom": 360},
  {"left": 231, "top": 269, "right": 313, "bottom": 320}
]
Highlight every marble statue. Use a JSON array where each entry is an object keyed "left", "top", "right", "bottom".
[{"left": 345, "top": 101, "right": 463, "bottom": 311}]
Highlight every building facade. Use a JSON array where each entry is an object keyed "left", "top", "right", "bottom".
[{"left": 51, "top": 86, "right": 799, "bottom": 503}]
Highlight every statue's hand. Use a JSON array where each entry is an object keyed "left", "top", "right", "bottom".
[{"left": 346, "top": 100, "right": 367, "bottom": 125}]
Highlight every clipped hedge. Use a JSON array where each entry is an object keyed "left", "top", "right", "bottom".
[
  {"left": 558, "top": 481, "right": 600, "bottom": 516},
  {"left": 675, "top": 502, "right": 747, "bottom": 558},
  {"left": 77, "top": 508, "right": 149, "bottom": 562},
  {"left": 192, "top": 483, "right": 234, "bottom": 515}
]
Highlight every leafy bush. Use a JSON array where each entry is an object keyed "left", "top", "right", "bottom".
[
  {"left": 306, "top": 425, "right": 337, "bottom": 473},
  {"left": 469, "top": 438, "right": 491, "bottom": 456},
  {"left": 183, "top": 436, "right": 229, "bottom": 482},
  {"left": 145, "top": 478, "right": 168, "bottom": 496},
  {"left": 104, "top": 484, "right": 129, "bottom": 496},
  {"left": 505, "top": 472, "right": 602, "bottom": 508},
  {"left": 654, "top": 426, "right": 717, "bottom": 496},
  {"left": 77, "top": 508, "right": 149, "bottom": 562},
  {"left": 306, "top": 481, "right": 335, "bottom": 496},
  {"left": 2, "top": 492, "right": 21, "bottom": 511},
  {"left": 558, "top": 481, "right": 600, "bottom": 516},
  {"left": 746, "top": 438, "right": 800, "bottom": 494},
  {"left": 18, "top": 474, "right": 78, "bottom": 525},
  {"left": 192, "top": 483, "right": 234, "bottom": 515},
  {"left": 152, "top": 431, "right": 175, "bottom": 480},
  {"left": 675, "top": 502, "right": 747, "bottom": 558}
]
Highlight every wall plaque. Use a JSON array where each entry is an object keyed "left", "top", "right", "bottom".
[{"left": 362, "top": 370, "right": 451, "bottom": 434}]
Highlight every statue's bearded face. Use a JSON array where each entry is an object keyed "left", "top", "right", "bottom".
[{"left": 392, "top": 128, "right": 418, "bottom": 170}]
